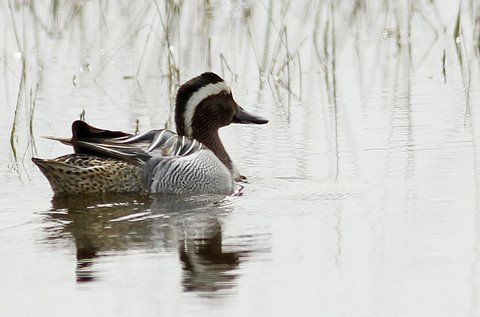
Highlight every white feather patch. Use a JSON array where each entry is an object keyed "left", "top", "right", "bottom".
[{"left": 184, "top": 81, "right": 231, "bottom": 136}]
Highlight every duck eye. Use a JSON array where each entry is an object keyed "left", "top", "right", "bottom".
[{"left": 219, "top": 90, "right": 228, "bottom": 96}]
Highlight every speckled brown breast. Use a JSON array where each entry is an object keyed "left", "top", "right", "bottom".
[{"left": 32, "top": 154, "right": 144, "bottom": 195}]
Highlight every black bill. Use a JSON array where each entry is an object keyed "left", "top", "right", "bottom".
[{"left": 233, "top": 107, "right": 268, "bottom": 124}]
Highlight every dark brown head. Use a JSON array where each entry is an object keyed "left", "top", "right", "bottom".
[{"left": 175, "top": 72, "right": 268, "bottom": 138}]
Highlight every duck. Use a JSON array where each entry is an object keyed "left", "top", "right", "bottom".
[{"left": 32, "top": 72, "right": 268, "bottom": 195}]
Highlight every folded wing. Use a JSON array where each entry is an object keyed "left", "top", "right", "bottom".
[{"left": 47, "top": 120, "right": 204, "bottom": 165}]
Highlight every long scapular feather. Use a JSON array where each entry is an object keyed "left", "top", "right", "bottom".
[{"left": 44, "top": 121, "right": 203, "bottom": 166}]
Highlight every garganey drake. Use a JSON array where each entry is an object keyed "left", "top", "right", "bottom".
[{"left": 32, "top": 72, "right": 268, "bottom": 195}]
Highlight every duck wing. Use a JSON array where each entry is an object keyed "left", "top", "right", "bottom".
[{"left": 47, "top": 120, "right": 204, "bottom": 165}]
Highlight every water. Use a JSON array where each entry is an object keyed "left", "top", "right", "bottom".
[{"left": 1, "top": 1, "right": 480, "bottom": 316}]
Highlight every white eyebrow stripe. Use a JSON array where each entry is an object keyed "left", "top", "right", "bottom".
[{"left": 183, "top": 81, "right": 231, "bottom": 136}]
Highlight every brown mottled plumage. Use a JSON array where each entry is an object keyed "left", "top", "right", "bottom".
[{"left": 33, "top": 155, "right": 143, "bottom": 195}]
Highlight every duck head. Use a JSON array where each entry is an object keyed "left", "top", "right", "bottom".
[
  {"left": 175, "top": 72, "right": 268, "bottom": 138},
  {"left": 174, "top": 72, "right": 268, "bottom": 179}
]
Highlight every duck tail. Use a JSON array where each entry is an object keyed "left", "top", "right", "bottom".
[{"left": 32, "top": 157, "right": 84, "bottom": 195}]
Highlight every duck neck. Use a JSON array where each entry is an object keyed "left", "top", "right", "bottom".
[{"left": 193, "top": 130, "right": 234, "bottom": 174}]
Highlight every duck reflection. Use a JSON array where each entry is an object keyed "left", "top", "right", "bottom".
[
  {"left": 179, "top": 222, "right": 243, "bottom": 293},
  {"left": 45, "top": 193, "right": 251, "bottom": 292}
]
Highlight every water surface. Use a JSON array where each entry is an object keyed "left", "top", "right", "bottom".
[{"left": 1, "top": 1, "right": 480, "bottom": 316}]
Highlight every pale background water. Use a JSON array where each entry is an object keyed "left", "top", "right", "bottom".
[{"left": 1, "top": 1, "right": 480, "bottom": 316}]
